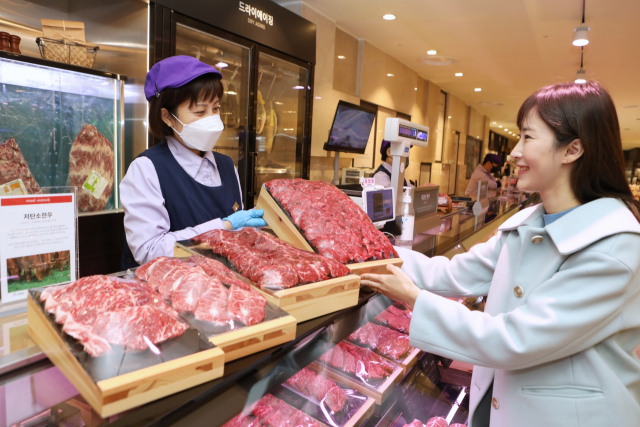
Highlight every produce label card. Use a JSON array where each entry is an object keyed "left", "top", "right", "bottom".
[{"left": 0, "top": 193, "right": 77, "bottom": 302}]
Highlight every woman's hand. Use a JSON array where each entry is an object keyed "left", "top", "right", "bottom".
[{"left": 360, "top": 264, "right": 421, "bottom": 308}]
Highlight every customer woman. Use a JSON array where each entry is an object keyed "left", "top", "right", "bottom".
[
  {"left": 121, "top": 56, "right": 266, "bottom": 268},
  {"left": 361, "top": 81, "right": 640, "bottom": 426}
]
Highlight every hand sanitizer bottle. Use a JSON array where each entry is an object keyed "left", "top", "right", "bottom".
[{"left": 396, "top": 187, "right": 415, "bottom": 247}]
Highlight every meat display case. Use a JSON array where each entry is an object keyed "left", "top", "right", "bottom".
[
  {"left": 0, "top": 196, "right": 537, "bottom": 427},
  {"left": 0, "top": 52, "right": 125, "bottom": 214}
]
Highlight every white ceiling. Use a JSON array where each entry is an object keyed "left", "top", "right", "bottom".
[{"left": 276, "top": 0, "right": 640, "bottom": 149}]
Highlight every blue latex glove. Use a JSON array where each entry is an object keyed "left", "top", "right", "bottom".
[{"left": 223, "top": 209, "right": 267, "bottom": 230}]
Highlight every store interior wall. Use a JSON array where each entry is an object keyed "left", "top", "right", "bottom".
[{"left": 286, "top": 1, "right": 492, "bottom": 195}]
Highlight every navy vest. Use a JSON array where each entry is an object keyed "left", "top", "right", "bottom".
[
  {"left": 121, "top": 142, "right": 241, "bottom": 269},
  {"left": 375, "top": 163, "right": 408, "bottom": 187}
]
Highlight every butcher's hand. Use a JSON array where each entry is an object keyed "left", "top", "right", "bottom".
[
  {"left": 223, "top": 209, "right": 268, "bottom": 230},
  {"left": 360, "top": 264, "right": 421, "bottom": 309}
]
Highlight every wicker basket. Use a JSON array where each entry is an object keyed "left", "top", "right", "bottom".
[{"left": 35, "top": 37, "right": 99, "bottom": 68}]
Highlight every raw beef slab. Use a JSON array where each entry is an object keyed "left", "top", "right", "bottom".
[
  {"left": 286, "top": 367, "right": 348, "bottom": 412},
  {"left": 0, "top": 139, "right": 41, "bottom": 194},
  {"left": 374, "top": 305, "right": 412, "bottom": 334},
  {"left": 193, "top": 228, "right": 351, "bottom": 290},
  {"left": 222, "top": 394, "right": 323, "bottom": 427},
  {"left": 425, "top": 418, "right": 448, "bottom": 427},
  {"left": 265, "top": 179, "right": 398, "bottom": 263},
  {"left": 40, "top": 275, "right": 187, "bottom": 357},
  {"left": 318, "top": 341, "right": 396, "bottom": 380},
  {"left": 69, "top": 124, "right": 114, "bottom": 212},
  {"left": 349, "top": 322, "right": 411, "bottom": 359},
  {"left": 139, "top": 256, "right": 267, "bottom": 326}
]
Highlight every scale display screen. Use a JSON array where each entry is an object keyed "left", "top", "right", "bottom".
[
  {"left": 417, "top": 130, "right": 428, "bottom": 141},
  {"left": 364, "top": 188, "right": 394, "bottom": 222}
]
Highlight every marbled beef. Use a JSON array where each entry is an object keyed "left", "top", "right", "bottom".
[
  {"left": 69, "top": 124, "right": 114, "bottom": 212},
  {"left": 0, "top": 139, "right": 41, "bottom": 194}
]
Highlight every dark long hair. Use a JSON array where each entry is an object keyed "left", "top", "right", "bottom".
[
  {"left": 517, "top": 81, "right": 640, "bottom": 221},
  {"left": 148, "top": 73, "right": 224, "bottom": 139}
]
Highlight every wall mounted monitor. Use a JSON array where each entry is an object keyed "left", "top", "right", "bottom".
[{"left": 323, "top": 100, "right": 376, "bottom": 154}]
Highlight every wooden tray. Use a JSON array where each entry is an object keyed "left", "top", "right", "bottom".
[
  {"left": 305, "top": 363, "right": 376, "bottom": 427},
  {"left": 310, "top": 360, "right": 404, "bottom": 406},
  {"left": 209, "top": 314, "right": 297, "bottom": 362},
  {"left": 27, "top": 296, "right": 225, "bottom": 417},
  {"left": 179, "top": 244, "right": 361, "bottom": 323},
  {"left": 256, "top": 185, "right": 403, "bottom": 276},
  {"left": 388, "top": 347, "right": 422, "bottom": 375}
]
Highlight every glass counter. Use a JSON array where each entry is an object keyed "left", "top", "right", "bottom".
[{"left": 0, "top": 52, "right": 125, "bottom": 214}]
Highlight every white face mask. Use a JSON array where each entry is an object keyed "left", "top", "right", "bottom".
[{"left": 171, "top": 114, "right": 224, "bottom": 151}]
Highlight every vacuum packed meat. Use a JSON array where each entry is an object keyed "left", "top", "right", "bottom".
[
  {"left": 193, "top": 228, "right": 351, "bottom": 291},
  {"left": 69, "top": 124, "right": 114, "bottom": 212},
  {"left": 0, "top": 138, "right": 41, "bottom": 194},
  {"left": 318, "top": 342, "right": 396, "bottom": 380},
  {"left": 137, "top": 256, "right": 267, "bottom": 326},
  {"left": 223, "top": 394, "right": 323, "bottom": 427},
  {"left": 264, "top": 179, "right": 398, "bottom": 263},
  {"left": 40, "top": 275, "right": 187, "bottom": 357},
  {"left": 286, "top": 367, "right": 348, "bottom": 412},
  {"left": 349, "top": 322, "right": 411, "bottom": 359},
  {"left": 374, "top": 305, "right": 412, "bottom": 333}
]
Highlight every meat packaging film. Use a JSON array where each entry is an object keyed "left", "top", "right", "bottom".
[
  {"left": 263, "top": 179, "right": 399, "bottom": 264},
  {"left": 347, "top": 322, "right": 414, "bottom": 363},
  {"left": 30, "top": 281, "right": 215, "bottom": 383},
  {"left": 129, "top": 256, "right": 292, "bottom": 338}
]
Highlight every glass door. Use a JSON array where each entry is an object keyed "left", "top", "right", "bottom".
[{"left": 254, "top": 49, "right": 309, "bottom": 205}]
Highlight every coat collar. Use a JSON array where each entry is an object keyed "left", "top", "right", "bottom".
[{"left": 499, "top": 198, "right": 640, "bottom": 255}]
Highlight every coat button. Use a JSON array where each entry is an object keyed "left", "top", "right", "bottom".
[
  {"left": 531, "top": 235, "right": 544, "bottom": 244},
  {"left": 514, "top": 286, "right": 524, "bottom": 298},
  {"left": 492, "top": 397, "right": 500, "bottom": 410}
]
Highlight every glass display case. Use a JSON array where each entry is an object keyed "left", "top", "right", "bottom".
[{"left": 0, "top": 53, "right": 125, "bottom": 214}]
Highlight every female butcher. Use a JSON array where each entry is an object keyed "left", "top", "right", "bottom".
[
  {"left": 120, "top": 56, "right": 266, "bottom": 268},
  {"left": 361, "top": 81, "right": 640, "bottom": 426}
]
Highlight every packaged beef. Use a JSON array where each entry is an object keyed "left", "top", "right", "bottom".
[
  {"left": 193, "top": 228, "right": 351, "bottom": 291},
  {"left": 348, "top": 322, "right": 412, "bottom": 360},
  {"left": 403, "top": 418, "right": 449, "bottom": 427},
  {"left": 222, "top": 394, "right": 323, "bottom": 427},
  {"left": 0, "top": 138, "right": 41, "bottom": 194},
  {"left": 264, "top": 179, "right": 398, "bottom": 263},
  {"left": 137, "top": 256, "right": 267, "bottom": 327},
  {"left": 317, "top": 341, "right": 397, "bottom": 385},
  {"left": 286, "top": 367, "right": 348, "bottom": 413},
  {"left": 40, "top": 275, "right": 187, "bottom": 357},
  {"left": 374, "top": 305, "right": 412, "bottom": 333},
  {"left": 69, "top": 124, "right": 114, "bottom": 212}
]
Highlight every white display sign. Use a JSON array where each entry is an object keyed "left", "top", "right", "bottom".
[{"left": 0, "top": 193, "right": 76, "bottom": 303}]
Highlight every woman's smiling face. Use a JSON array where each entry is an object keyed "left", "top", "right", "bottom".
[{"left": 511, "top": 110, "right": 568, "bottom": 194}]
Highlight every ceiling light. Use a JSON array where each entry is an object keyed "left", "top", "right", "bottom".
[
  {"left": 383, "top": 14, "right": 396, "bottom": 20},
  {"left": 474, "top": 88, "right": 482, "bottom": 92},
  {"left": 448, "top": 116, "right": 452, "bottom": 119},
  {"left": 498, "top": 125, "right": 503, "bottom": 128},
  {"left": 505, "top": 129, "right": 509, "bottom": 131},
  {"left": 293, "top": 85, "right": 304, "bottom": 89},
  {"left": 227, "top": 91, "right": 237, "bottom": 95},
  {"left": 420, "top": 56, "right": 459, "bottom": 66},
  {"left": 315, "top": 96, "right": 321, "bottom": 99},
  {"left": 414, "top": 87, "right": 417, "bottom": 90},
  {"left": 215, "top": 62, "right": 229, "bottom": 68},
  {"left": 387, "top": 73, "right": 394, "bottom": 77},
  {"left": 455, "top": 72, "right": 463, "bottom": 77},
  {"left": 337, "top": 55, "right": 345, "bottom": 59},
  {"left": 427, "top": 50, "right": 437, "bottom": 55},
  {"left": 575, "top": 68, "right": 587, "bottom": 84},
  {"left": 274, "top": 102, "right": 283, "bottom": 105},
  {"left": 492, "top": 121, "right": 497, "bottom": 124},
  {"left": 573, "top": 26, "right": 590, "bottom": 46}
]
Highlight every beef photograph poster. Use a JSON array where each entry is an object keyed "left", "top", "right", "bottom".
[{"left": 0, "top": 193, "right": 76, "bottom": 303}]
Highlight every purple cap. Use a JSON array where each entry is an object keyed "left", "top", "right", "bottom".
[
  {"left": 380, "top": 140, "right": 391, "bottom": 155},
  {"left": 144, "top": 56, "right": 222, "bottom": 101}
]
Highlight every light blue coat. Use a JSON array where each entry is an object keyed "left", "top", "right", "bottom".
[{"left": 396, "top": 198, "right": 640, "bottom": 427}]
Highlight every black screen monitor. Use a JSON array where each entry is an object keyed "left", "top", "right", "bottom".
[{"left": 323, "top": 101, "right": 376, "bottom": 154}]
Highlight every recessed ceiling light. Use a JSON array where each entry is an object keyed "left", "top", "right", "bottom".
[
  {"left": 215, "top": 62, "right": 229, "bottom": 68},
  {"left": 508, "top": 132, "right": 512, "bottom": 134},
  {"left": 387, "top": 73, "right": 394, "bottom": 77},
  {"left": 337, "top": 55, "right": 345, "bottom": 59},
  {"left": 455, "top": 72, "right": 463, "bottom": 77},
  {"left": 293, "top": 86, "right": 304, "bottom": 90},
  {"left": 274, "top": 102, "right": 283, "bottom": 105},
  {"left": 498, "top": 125, "right": 503, "bottom": 128},
  {"left": 383, "top": 14, "right": 396, "bottom": 20},
  {"left": 414, "top": 87, "right": 417, "bottom": 90},
  {"left": 448, "top": 116, "right": 452, "bottom": 119},
  {"left": 315, "top": 96, "right": 322, "bottom": 99},
  {"left": 474, "top": 88, "right": 482, "bottom": 92},
  {"left": 492, "top": 122, "right": 497, "bottom": 124},
  {"left": 427, "top": 50, "right": 437, "bottom": 55},
  {"left": 505, "top": 129, "right": 509, "bottom": 131}
]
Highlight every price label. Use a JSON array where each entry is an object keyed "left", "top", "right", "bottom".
[{"left": 360, "top": 177, "right": 375, "bottom": 188}]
